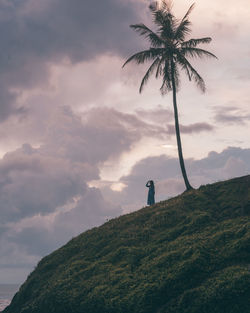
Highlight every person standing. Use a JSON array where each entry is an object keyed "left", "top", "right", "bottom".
[{"left": 146, "top": 180, "right": 155, "bottom": 205}]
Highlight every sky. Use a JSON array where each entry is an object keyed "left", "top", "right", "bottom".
[{"left": 0, "top": 0, "right": 250, "bottom": 284}]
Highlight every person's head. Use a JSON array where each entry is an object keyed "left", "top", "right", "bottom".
[{"left": 150, "top": 180, "right": 154, "bottom": 187}]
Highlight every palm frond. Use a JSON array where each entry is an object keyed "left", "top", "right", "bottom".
[
  {"left": 130, "top": 24, "right": 164, "bottom": 47},
  {"left": 123, "top": 0, "right": 216, "bottom": 96},
  {"left": 181, "top": 37, "right": 212, "bottom": 48},
  {"left": 153, "top": 9, "right": 168, "bottom": 28},
  {"left": 182, "top": 3, "right": 195, "bottom": 22},
  {"left": 180, "top": 62, "right": 193, "bottom": 82},
  {"left": 186, "top": 64, "right": 205, "bottom": 92},
  {"left": 155, "top": 57, "right": 165, "bottom": 78},
  {"left": 149, "top": 1, "right": 177, "bottom": 40},
  {"left": 160, "top": 59, "right": 172, "bottom": 94},
  {"left": 174, "top": 18, "right": 191, "bottom": 41},
  {"left": 183, "top": 64, "right": 192, "bottom": 81},
  {"left": 174, "top": 3, "right": 195, "bottom": 41},
  {"left": 153, "top": 7, "right": 175, "bottom": 39},
  {"left": 161, "top": 0, "right": 173, "bottom": 13},
  {"left": 139, "top": 58, "right": 161, "bottom": 93},
  {"left": 161, "top": 20, "right": 177, "bottom": 40},
  {"left": 122, "top": 48, "right": 164, "bottom": 68},
  {"left": 176, "top": 53, "right": 206, "bottom": 92},
  {"left": 182, "top": 47, "right": 217, "bottom": 59},
  {"left": 160, "top": 79, "right": 169, "bottom": 95}
]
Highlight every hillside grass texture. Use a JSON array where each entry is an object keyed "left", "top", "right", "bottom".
[{"left": 4, "top": 175, "right": 250, "bottom": 313}]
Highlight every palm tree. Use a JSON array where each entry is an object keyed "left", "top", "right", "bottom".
[{"left": 122, "top": 0, "right": 217, "bottom": 191}]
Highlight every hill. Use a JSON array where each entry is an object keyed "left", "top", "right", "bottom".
[{"left": 4, "top": 175, "right": 250, "bottom": 313}]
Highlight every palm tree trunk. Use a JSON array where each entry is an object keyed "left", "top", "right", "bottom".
[{"left": 170, "top": 60, "right": 193, "bottom": 191}]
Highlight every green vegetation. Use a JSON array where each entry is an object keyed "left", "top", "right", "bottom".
[
  {"left": 4, "top": 175, "right": 250, "bottom": 313},
  {"left": 123, "top": 0, "right": 217, "bottom": 191}
]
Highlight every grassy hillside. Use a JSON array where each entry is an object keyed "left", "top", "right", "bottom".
[{"left": 4, "top": 176, "right": 250, "bottom": 313}]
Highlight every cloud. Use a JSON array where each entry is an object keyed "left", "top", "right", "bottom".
[
  {"left": 5, "top": 187, "right": 121, "bottom": 257},
  {"left": 0, "top": 102, "right": 182, "bottom": 281},
  {"left": 0, "top": 0, "right": 144, "bottom": 120},
  {"left": 1, "top": 102, "right": 193, "bottom": 226},
  {"left": 0, "top": 103, "right": 171, "bottom": 163},
  {"left": 167, "top": 123, "right": 214, "bottom": 134},
  {"left": 0, "top": 0, "right": 249, "bottom": 285},
  {"left": 0, "top": 143, "right": 94, "bottom": 223},
  {"left": 135, "top": 105, "right": 173, "bottom": 124},
  {"left": 135, "top": 108, "right": 214, "bottom": 136},
  {"left": 0, "top": 0, "right": 143, "bottom": 67},
  {"left": 100, "top": 146, "right": 250, "bottom": 212},
  {"left": 214, "top": 106, "right": 250, "bottom": 125},
  {"left": 0, "top": 106, "right": 134, "bottom": 281},
  {"left": 1, "top": 104, "right": 164, "bottom": 224},
  {"left": 0, "top": 185, "right": 122, "bottom": 282},
  {"left": 41, "top": 105, "right": 173, "bottom": 164},
  {"left": 1, "top": 141, "right": 250, "bottom": 283}
]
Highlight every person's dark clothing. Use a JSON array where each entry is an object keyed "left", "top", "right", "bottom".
[{"left": 146, "top": 181, "right": 155, "bottom": 205}]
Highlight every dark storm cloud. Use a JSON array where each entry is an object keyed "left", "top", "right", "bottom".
[
  {"left": 41, "top": 105, "right": 170, "bottom": 165},
  {"left": 0, "top": 143, "right": 92, "bottom": 223},
  {"left": 214, "top": 106, "right": 250, "bottom": 125},
  {"left": 84, "top": 107, "right": 172, "bottom": 149},
  {"left": 0, "top": 0, "right": 144, "bottom": 120},
  {"left": 6, "top": 187, "right": 122, "bottom": 257},
  {"left": 0, "top": 88, "right": 24, "bottom": 122},
  {"left": 8, "top": 227, "right": 54, "bottom": 257},
  {"left": 167, "top": 122, "right": 214, "bottom": 134},
  {"left": 82, "top": 107, "right": 214, "bottom": 154},
  {"left": 135, "top": 106, "right": 214, "bottom": 135},
  {"left": 53, "top": 187, "right": 121, "bottom": 237},
  {"left": 0, "top": 0, "right": 143, "bottom": 67}
]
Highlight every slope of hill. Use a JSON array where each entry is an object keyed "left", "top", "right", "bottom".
[{"left": 4, "top": 176, "right": 250, "bottom": 313}]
